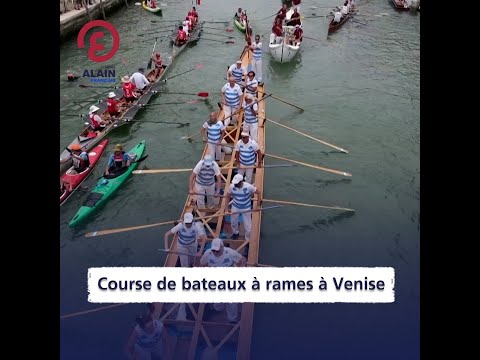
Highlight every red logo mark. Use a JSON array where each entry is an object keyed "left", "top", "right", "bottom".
[{"left": 77, "top": 20, "right": 120, "bottom": 63}]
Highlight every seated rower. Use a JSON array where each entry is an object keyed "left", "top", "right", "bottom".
[
  {"left": 88, "top": 105, "right": 107, "bottom": 131},
  {"left": 271, "top": 18, "right": 283, "bottom": 44},
  {"left": 276, "top": 4, "right": 288, "bottom": 22},
  {"left": 106, "top": 92, "right": 122, "bottom": 118},
  {"left": 67, "top": 70, "right": 78, "bottom": 81},
  {"left": 175, "top": 25, "right": 188, "bottom": 46},
  {"left": 182, "top": 18, "right": 190, "bottom": 37},
  {"left": 67, "top": 144, "right": 90, "bottom": 175},
  {"left": 105, "top": 144, "right": 131, "bottom": 176},
  {"left": 191, "top": 6, "right": 199, "bottom": 23},
  {"left": 121, "top": 76, "right": 137, "bottom": 104},
  {"left": 235, "top": 8, "right": 244, "bottom": 21},
  {"left": 286, "top": 8, "right": 301, "bottom": 27},
  {"left": 289, "top": 25, "right": 303, "bottom": 45},
  {"left": 130, "top": 68, "right": 150, "bottom": 93},
  {"left": 151, "top": 52, "right": 166, "bottom": 78},
  {"left": 333, "top": 10, "right": 342, "bottom": 23},
  {"left": 340, "top": 1, "right": 350, "bottom": 18}
]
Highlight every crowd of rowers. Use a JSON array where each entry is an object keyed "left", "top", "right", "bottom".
[
  {"left": 333, "top": 0, "right": 356, "bottom": 24},
  {"left": 174, "top": 7, "right": 199, "bottom": 46},
  {"left": 271, "top": 4, "right": 303, "bottom": 45}
]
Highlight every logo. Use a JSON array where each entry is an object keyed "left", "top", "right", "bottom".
[
  {"left": 77, "top": 20, "right": 120, "bottom": 63},
  {"left": 83, "top": 65, "right": 116, "bottom": 83}
]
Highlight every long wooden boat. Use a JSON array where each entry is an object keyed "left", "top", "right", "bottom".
[
  {"left": 269, "top": 7, "right": 303, "bottom": 63},
  {"left": 142, "top": 1, "right": 163, "bottom": 15},
  {"left": 59, "top": 21, "right": 204, "bottom": 176},
  {"left": 392, "top": 0, "right": 411, "bottom": 11},
  {"left": 150, "top": 44, "right": 265, "bottom": 360},
  {"left": 328, "top": 12, "right": 352, "bottom": 34},
  {"left": 60, "top": 138, "right": 109, "bottom": 206}
]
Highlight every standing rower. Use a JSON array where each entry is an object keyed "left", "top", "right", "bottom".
[
  {"left": 225, "top": 174, "right": 262, "bottom": 241},
  {"left": 242, "top": 94, "right": 259, "bottom": 142},
  {"left": 249, "top": 35, "right": 263, "bottom": 85},
  {"left": 202, "top": 112, "right": 226, "bottom": 161},
  {"left": 189, "top": 155, "right": 222, "bottom": 211},
  {"left": 220, "top": 75, "right": 243, "bottom": 126},
  {"left": 234, "top": 132, "right": 263, "bottom": 184},
  {"left": 227, "top": 59, "right": 247, "bottom": 85}
]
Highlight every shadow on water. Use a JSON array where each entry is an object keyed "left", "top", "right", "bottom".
[{"left": 267, "top": 51, "right": 303, "bottom": 80}]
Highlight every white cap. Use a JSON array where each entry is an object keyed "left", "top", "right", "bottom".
[
  {"left": 236, "top": 60, "right": 242, "bottom": 64},
  {"left": 211, "top": 238, "right": 223, "bottom": 251},
  {"left": 89, "top": 105, "right": 100, "bottom": 114},
  {"left": 241, "top": 132, "right": 249, "bottom": 137},
  {"left": 183, "top": 213, "right": 193, "bottom": 223},
  {"left": 108, "top": 92, "right": 116, "bottom": 98},
  {"left": 232, "top": 173, "right": 244, "bottom": 185},
  {"left": 203, "top": 154, "right": 213, "bottom": 166},
  {"left": 244, "top": 93, "right": 253, "bottom": 100}
]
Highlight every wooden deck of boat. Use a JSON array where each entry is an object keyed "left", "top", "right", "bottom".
[{"left": 151, "top": 46, "right": 266, "bottom": 360}]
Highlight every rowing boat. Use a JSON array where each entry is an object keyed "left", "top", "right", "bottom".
[
  {"left": 269, "top": 7, "right": 303, "bottom": 63},
  {"left": 68, "top": 140, "right": 146, "bottom": 227},
  {"left": 234, "top": 15, "right": 247, "bottom": 33},
  {"left": 392, "top": 0, "right": 411, "bottom": 10},
  {"left": 149, "top": 44, "right": 265, "bottom": 360},
  {"left": 59, "top": 22, "right": 204, "bottom": 177},
  {"left": 142, "top": 1, "right": 163, "bottom": 15},
  {"left": 328, "top": 12, "right": 352, "bottom": 34},
  {"left": 60, "top": 138, "right": 109, "bottom": 206}
]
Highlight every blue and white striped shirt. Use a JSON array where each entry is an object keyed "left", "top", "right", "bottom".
[
  {"left": 193, "top": 159, "right": 221, "bottom": 186},
  {"left": 228, "top": 182, "right": 257, "bottom": 210},
  {"left": 251, "top": 42, "right": 262, "bottom": 60},
  {"left": 171, "top": 221, "right": 204, "bottom": 246},
  {"left": 242, "top": 101, "right": 258, "bottom": 124},
  {"left": 203, "top": 120, "right": 225, "bottom": 143},
  {"left": 235, "top": 139, "right": 260, "bottom": 166},
  {"left": 221, "top": 83, "right": 242, "bottom": 107}
]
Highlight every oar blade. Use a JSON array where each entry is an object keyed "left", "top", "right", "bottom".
[{"left": 197, "top": 92, "right": 209, "bottom": 97}]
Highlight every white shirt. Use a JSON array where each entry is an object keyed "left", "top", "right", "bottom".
[
  {"left": 170, "top": 221, "right": 205, "bottom": 236},
  {"left": 182, "top": 21, "right": 190, "bottom": 35},
  {"left": 341, "top": 5, "right": 349, "bottom": 15},
  {"left": 130, "top": 72, "right": 150, "bottom": 90},
  {"left": 193, "top": 160, "right": 221, "bottom": 176},
  {"left": 200, "top": 247, "right": 243, "bottom": 267},
  {"left": 334, "top": 11, "right": 342, "bottom": 22}
]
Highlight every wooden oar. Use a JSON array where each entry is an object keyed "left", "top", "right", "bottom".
[
  {"left": 133, "top": 164, "right": 297, "bottom": 174},
  {"left": 158, "top": 64, "right": 204, "bottom": 83},
  {"left": 265, "top": 154, "right": 352, "bottom": 177},
  {"left": 60, "top": 304, "right": 126, "bottom": 320},
  {"left": 202, "top": 32, "right": 235, "bottom": 39},
  {"left": 264, "top": 118, "right": 349, "bottom": 153},
  {"left": 254, "top": 13, "right": 278, "bottom": 21},
  {"left": 158, "top": 249, "right": 201, "bottom": 257},
  {"left": 181, "top": 129, "right": 202, "bottom": 141},
  {"left": 154, "top": 91, "right": 209, "bottom": 97},
  {"left": 201, "top": 38, "right": 235, "bottom": 44},
  {"left": 262, "top": 199, "right": 355, "bottom": 212},
  {"left": 96, "top": 155, "right": 149, "bottom": 180},
  {"left": 202, "top": 26, "right": 234, "bottom": 32},
  {"left": 258, "top": 91, "right": 304, "bottom": 112},
  {"left": 84, "top": 205, "right": 282, "bottom": 237},
  {"left": 137, "top": 100, "right": 201, "bottom": 107}
]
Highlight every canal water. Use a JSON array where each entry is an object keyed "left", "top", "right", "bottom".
[{"left": 60, "top": 0, "right": 420, "bottom": 359}]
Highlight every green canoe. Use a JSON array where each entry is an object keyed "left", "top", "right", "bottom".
[
  {"left": 68, "top": 140, "right": 147, "bottom": 227},
  {"left": 234, "top": 16, "right": 246, "bottom": 33}
]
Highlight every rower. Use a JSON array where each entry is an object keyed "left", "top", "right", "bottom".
[
  {"left": 106, "top": 92, "right": 121, "bottom": 118},
  {"left": 189, "top": 154, "right": 223, "bottom": 211},
  {"left": 271, "top": 17, "right": 283, "bottom": 44},
  {"left": 244, "top": 70, "right": 258, "bottom": 97},
  {"left": 292, "top": 0, "right": 302, "bottom": 12},
  {"left": 105, "top": 144, "right": 131, "bottom": 176},
  {"left": 340, "top": 1, "right": 350, "bottom": 18},
  {"left": 289, "top": 24, "right": 303, "bottom": 45},
  {"left": 242, "top": 94, "right": 259, "bottom": 142},
  {"left": 286, "top": 8, "right": 301, "bottom": 27},
  {"left": 163, "top": 212, "right": 207, "bottom": 268},
  {"left": 226, "top": 174, "right": 262, "bottom": 241},
  {"left": 234, "top": 132, "right": 263, "bottom": 184},
  {"left": 67, "top": 144, "right": 90, "bottom": 174},
  {"left": 182, "top": 17, "right": 190, "bottom": 37},
  {"left": 185, "top": 15, "right": 193, "bottom": 32},
  {"left": 121, "top": 75, "right": 137, "bottom": 104},
  {"left": 227, "top": 59, "right": 247, "bottom": 85},
  {"left": 67, "top": 70, "right": 78, "bottom": 81},
  {"left": 276, "top": 4, "right": 288, "bottom": 22},
  {"left": 249, "top": 35, "right": 263, "bottom": 85},
  {"left": 220, "top": 75, "right": 243, "bottom": 126},
  {"left": 235, "top": 8, "right": 244, "bottom": 22},
  {"left": 88, "top": 105, "right": 107, "bottom": 131},
  {"left": 175, "top": 25, "right": 188, "bottom": 46},
  {"left": 151, "top": 52, "right": 166, "bottom": 79},
  {"left": 130, "top": 68, "right": 150, "bottom": 92},
  {"left": 201, "top": 112, "right": 226, "bottom": 161},
  {"left": 333, "top": 10, "right": 342, "bottom": 23},
  {"left": 191, "top": 6, "right": 199, "bottom": 22}
]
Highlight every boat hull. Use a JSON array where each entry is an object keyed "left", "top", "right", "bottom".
[
  {"left": 142, "top": 3, "right": 162, "bottom": 15},
  {"left": 60, "top": 139, "right": 109, "bottom": 206},
  {"left": 234, "top": 16, "right": 246, "bottom": 32},
  {"left": 268, "top": 8, "right": 302, "bottom": 63},
  {"left": 68, "top": 140, "right": 146, "bottom": 227}
]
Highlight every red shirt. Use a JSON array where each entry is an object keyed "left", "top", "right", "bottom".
[
  {"left": 177, "top": 29, "right": 187, "bottom": 41},
  {"left": 122, "top": 82, "right": 136, "bottom": 98},
  {"left": 107, "top": 98, "right": 119, "bottom": 114},
  {"left": 277, "top": 8, "right": 287, "bottom": 19},
  {"left": 292, "top": 0, "right": 301, "bottom": 5},
  {"left": 294, "top": 28, "right": 303, "bottom": 39},
  {"left": 272, "top": 25, "right": 283, "bottom": 37}
]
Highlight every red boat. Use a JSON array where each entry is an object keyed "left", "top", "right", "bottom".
[{"left": 60, "top": 138, "right": 109, "bottom": 206}]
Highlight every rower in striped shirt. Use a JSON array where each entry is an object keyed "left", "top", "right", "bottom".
[
  {"left": 227, "top": 60, "right": 247, "bottom": 86},
  {"left": 220, "top": 75, "right": 243, "bottom": 126},
  {"left": 234, "top": 131, "right": 263, "bottom": 184},
  {"left": 201, "top": 112, "right": 225, "bottom": 161}
]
